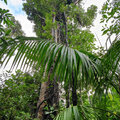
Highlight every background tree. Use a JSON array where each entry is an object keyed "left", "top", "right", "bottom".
[{"left": 5, "top": 17, "right": 25, "bottom": 37}]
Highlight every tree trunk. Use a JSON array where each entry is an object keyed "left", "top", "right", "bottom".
[
  {"left": 72, "top": 72, "right": 77, "bottom": 106},
  {"left": 37, "top": 9, "right": 70, "bottom": 119},
  {"left": 65, "top": 87, "right": 70, "bottom": 108},
  {"left": 64, "top": 12, "right": 68, "bottom": 46},
  {"left": 37, "top": 82, "right": 49, "bottom": 119},
  {"left": 37, "top": 66, "right": 59, "bottom": 120},
  {"left": 37, "top": 13, "right": 59, "bottom": 120}
]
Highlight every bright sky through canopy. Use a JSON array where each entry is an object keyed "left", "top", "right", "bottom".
[
  {"left": 0, "top": 0, "right": 108, "bottom": 74},
  {"left": 0, "top": 0, "right": 107, "bottom": 47}
]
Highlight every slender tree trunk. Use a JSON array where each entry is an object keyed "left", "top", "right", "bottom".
[
  {"left": 64, "top": 12, "right": 68, "bottom": 46},
  {"left": 63, "top": 11, "right": 70, "bottom": 108},
  {"left": 52, "top": 14, "right": 55, "bottom": 40},
  {"left": 72, "top": 72, "right": 77, "bottom": 106},
  {"left": 65, "top": 87, "right": 70, "bottom": 108}
]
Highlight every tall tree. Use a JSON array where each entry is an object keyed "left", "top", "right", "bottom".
[
  {"left": 23, "top": 0, "right": 97, "bottom": 118},
  {"left": 23, "top": 1, "right": 97, "bottom": 119}
]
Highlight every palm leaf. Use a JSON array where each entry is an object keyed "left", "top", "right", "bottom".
[
  {"left": 54, "top": 105, "right": 100, "bottom": 120},
  {"left": 103, "top": 40, "right": 120, "bottom": 78},
  {"left": 54, "top": 105, "right": 120, "bottom": 120},
  {"left": 0, "top": 37, "right": 99, "bottom": 87}
]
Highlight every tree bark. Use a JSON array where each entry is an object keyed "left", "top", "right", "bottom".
[{"left": 37, "top": 82, "right": 49, "bottom": 119}]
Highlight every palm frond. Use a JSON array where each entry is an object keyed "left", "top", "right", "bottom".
[
  {"left": 103, "top": 40, "right": 120, "bottom": 78},
  {"left": 55, "top": 105, "right": 120, "bottom": 120},
  {"left": 0, "top": 37, "right": 99, "bottom": 87},
  {"left": 54, "top": 105, "right": 101, "bottom": 120},
  {"left": 93, "top": 39, "right": 120, "bottom": 100}
]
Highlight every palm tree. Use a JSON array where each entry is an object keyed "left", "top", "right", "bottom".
[
  {"left": 0, "top": 36, "right": 100, "bottom": 117},
  {"left": 0, "top": 2, "right": 100, "bottom": 118},
  {"left": 1, "top": 36, "right": 120, "bottom": 119}
]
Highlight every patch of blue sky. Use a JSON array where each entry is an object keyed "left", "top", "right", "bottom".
[
  {"left": 8, "top": 5, "right": 25, "bottom": 15},
  {"left": 7, "top": 0, "right": 25, "bottom": 16}
]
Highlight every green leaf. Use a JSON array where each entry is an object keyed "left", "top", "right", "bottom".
[
  {"left": 3, "top": 0, "right": 7, "bottom": 4},
  {"left": 5, "top": 29, "right": 11, "bottom": 36},
  {"left": 102, "top": 29, "right": 109, "bottom": 35},
  {"left": 103, "top": 15, "right": 107, "bottom": 18}
]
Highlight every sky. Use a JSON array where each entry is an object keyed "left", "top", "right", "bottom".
[
  {"left": 83, "top": 0, "right": 108, "bottom": 47},
  {"left": 0, "top": 0, "right": 36, "bottom": 37},
  {"left": 0, "top": 0, "right": 108, "bottom": 74}
]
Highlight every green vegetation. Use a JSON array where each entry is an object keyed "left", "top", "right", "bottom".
[
  {"left": 0, "top": 70, "right": 41, "bottom": 120},
  {"left": 0, "top": 0, "right": 120, "bottom": 120}
]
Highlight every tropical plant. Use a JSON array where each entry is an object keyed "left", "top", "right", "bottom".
[{"left": 0, "top": 37, "right": 99, "bottom": 120}]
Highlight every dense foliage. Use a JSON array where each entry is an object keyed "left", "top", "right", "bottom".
[{"left": 0, "top": 70, "right": 41, "bottom": 120}]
